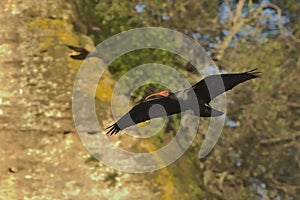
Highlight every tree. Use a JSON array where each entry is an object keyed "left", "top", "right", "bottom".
[{"left": 72, "top": 0, "right": 300, "bottom": 198}]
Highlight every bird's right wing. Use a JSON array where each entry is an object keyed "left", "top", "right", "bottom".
[
  {"left": 66, "top": 45, "right": 88, "bottom": 52},
  {"left": 107, "top": 97, "right": 181, "bottom": 135},
  {"left": 192, "top": 69, "right": 260, "bottom": 103}
]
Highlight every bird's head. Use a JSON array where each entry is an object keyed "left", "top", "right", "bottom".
[{"left": 145, "top": 90, "right": 170, "bottom": 100}]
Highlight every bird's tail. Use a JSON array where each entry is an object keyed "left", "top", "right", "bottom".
[
  {"left": 206, "top": 106, "right": 224, "bottom": 117},
  {"left": 195, "top": 106, "right": 224, "bottom": 117}
]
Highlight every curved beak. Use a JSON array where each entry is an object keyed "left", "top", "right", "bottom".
[{"left": 145, "top": 91, "right": 169, "bottom": 100}]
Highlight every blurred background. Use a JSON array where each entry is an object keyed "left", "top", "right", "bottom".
[{"left": 0, "top": 0, "right": 299, "bottom": 199}]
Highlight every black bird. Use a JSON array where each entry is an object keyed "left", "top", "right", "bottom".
[
  {"left": 107, "top": 69, "right": 260, "bottom": 135},
  {"left": 66, "top": 45, "right": 107, "bottom": 61}
]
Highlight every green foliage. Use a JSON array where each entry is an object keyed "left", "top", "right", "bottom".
[
  {"left": 72, "top": 0, "right": 300, "bottom": 198},
  {"left": 220, "top": 25, "right": 300, "bottom": 200}
]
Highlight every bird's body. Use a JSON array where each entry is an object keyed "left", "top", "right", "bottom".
[{"left": 107, "top": 69, "right": 260, "bottom": 135}]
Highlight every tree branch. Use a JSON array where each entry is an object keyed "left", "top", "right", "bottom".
[
  {"left": 215, "top": 1, "right": 299, "bottom": 61},
  {"left": 259, "top": 132, "right": 300, "bottom": 146}
]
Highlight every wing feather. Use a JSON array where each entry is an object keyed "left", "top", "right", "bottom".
[
  {"left": 192, "top": 69, "right": 260, "bottom": 103},
  {"left": 107, "top": 97, "right": 180, "bottom": 134}
]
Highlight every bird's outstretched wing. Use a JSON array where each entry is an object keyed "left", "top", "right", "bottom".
[
  {"left": 107, "top": 96, "right": 181, "bottom": 135},
  {"left": 192, "top": 69, "right": 260, "bottom": 103}
]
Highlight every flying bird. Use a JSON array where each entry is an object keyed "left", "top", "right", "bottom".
[
  {"left": 66, "top": 45, "right": 259, "bottom": 135},
  {"left": 66, "top": 45, "right": 108, "bottom": 61},
  {"left": 107, "top": 69, "right": 260, "bottom": 135}
]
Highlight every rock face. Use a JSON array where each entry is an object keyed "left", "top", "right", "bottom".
[{"left": 0, "top": 1, "right": 160, "bottom": 199}]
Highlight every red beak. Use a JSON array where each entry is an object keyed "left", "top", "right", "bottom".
[{"left": 145, "top": 91, "right": 169, "bottom": 100}]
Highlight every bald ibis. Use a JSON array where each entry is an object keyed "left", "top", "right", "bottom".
[
  {"left": 66, "top": 45, "right": 107, "bottom": 61},
  {"left": 107, "top": 69, "right": 260, "bottom": 135}
]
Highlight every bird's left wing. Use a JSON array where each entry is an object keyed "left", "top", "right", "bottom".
[{"left": 107, "top": 97, "right": 181, "bottom": 135}]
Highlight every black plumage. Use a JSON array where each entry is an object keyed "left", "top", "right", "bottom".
[{"left": 107, "top": 69, "right": 260, "bottom": 135}]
